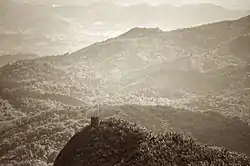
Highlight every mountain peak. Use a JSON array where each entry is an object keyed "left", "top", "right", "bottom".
[
  {"left": 120, "top": 27, "right": 163, "bottom": 38},
  {"left": 239, "top": 14, "right": 250, "bottom": 22}
]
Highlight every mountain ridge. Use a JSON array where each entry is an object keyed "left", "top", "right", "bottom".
[{"left": 1, "top": 1, "right": 249, "bottom": 55}]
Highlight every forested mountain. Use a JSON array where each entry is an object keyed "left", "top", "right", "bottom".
[{"left": 0, "top": 14, "right": 250, "bottom": 165}]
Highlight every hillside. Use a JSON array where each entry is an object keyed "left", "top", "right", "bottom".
[
  {"left": 1, "top": 104, "right": 250, "bottom": 165},
  {"left": 54, "top": 118, "right": 250, "bottom": 166},
  {"left": 0, "top": 14, "right": 249, "bottom": 113},
  {"left": 67, "top": 15, "right": 250, "bottom": 118},
  {"left": 0, "top": 15, "right": 250, "bottom": 165}
]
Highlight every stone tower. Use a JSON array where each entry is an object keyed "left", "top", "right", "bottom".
[{"left": 90, "top": 116, "right": 99, "bottom": 127}]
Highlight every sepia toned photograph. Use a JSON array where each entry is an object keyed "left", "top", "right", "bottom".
[{"left": 0, "top": 0, "right": 250, "bottom": 165}]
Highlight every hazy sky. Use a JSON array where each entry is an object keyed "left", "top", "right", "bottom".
[
  {"left": 20, "top": 0, "right": 250, "bottom": 10},
  {"left": 122, "top": 0, "right": 250, "bottom": 9},
  {"left": 22, "top": 0, "right": 250, "bottom": 9}
]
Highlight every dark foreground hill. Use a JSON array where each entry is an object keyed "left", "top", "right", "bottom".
[
  {"left": 1, "top": 104, "right": 250, "bottom": 166},
  {"left": 54, "top": 117, "right": 250, "bottom": 166}
]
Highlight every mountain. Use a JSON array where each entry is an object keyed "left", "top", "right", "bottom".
[
  {"left": 1, "top": 15, "right": 250, "bottom": 120},
  {"left": 65, "top": 15, "right": 250, "bottom": 100},
  {"left": 0, "top": 1, "right": 249, "bottom": 56},
  {"left": 1, "top": 15, "right": 250, "bottom": 165}
]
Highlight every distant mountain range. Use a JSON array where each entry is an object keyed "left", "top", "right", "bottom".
[
  {"left": 17, "top": 0, "right": 250, "bottom": 10},
  {"left": 0, "top": 1, "right": 249, "bottom": 55},
  {"left": 0, "top": 53, "right": 39, "bottom": 67}
]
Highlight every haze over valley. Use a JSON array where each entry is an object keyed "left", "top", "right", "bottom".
[{"left": 0, "top": 0, "right": 249, "bottom": 56}]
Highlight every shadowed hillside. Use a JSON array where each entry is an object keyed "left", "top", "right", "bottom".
[
  {"left": 1, "top": 105, "right": 250, "bottom": 166},
  {"left": 54, "top": 118, "right": 250, "bottom": 166}
]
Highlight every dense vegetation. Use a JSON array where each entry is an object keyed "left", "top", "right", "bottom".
[
  {"left": 1, "top": 104, "right": 250, "bottom": 166},
  {"left": 54, "top": 117, "right": 250, "bottom": 166}
]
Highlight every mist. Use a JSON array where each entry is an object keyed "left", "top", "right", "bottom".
[{"left": 1, "top": 0, "right": 249, "bottom": 55}]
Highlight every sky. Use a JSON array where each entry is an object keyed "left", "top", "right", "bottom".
[{"left": 20, "top": 0, "right": 250, "bottom": 9}]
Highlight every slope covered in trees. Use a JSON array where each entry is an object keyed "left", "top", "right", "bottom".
[
  {"left": 54, "top": 118, "right": 250, "bottom": 166},
  {"left": 1, "top": 105, "right": 250, "bottom": 165},
  {"left": 0, "top": 15, "right": 250, "bottom": 165}
]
